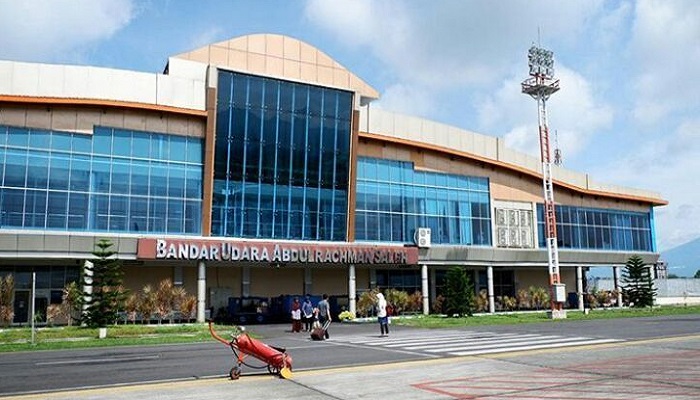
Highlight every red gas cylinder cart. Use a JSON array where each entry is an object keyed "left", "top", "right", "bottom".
[{"left": 208, "top": 321, "right": 293, "bottom": 380}]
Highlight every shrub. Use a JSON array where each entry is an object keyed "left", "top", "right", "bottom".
[
  {"left": 516, "top": 289, "right": 530, "bottom": 310},
  {"left": 356, "top": 290, "right": 379, "bottom": 317},
  {"left": 62, "top": 281, "right": 83, "bottom": 326},
  {"left": 180, "top": 295, "right": 198, "bottom": 322},
  {"left": 337, "top": 310, "right": 355, "bottom": 321},
  {"left": 432, "top": 294, "right": 445, "bottom": 314},
  {"left": 137, "top": 284, "right": 157, "bottom": 323},
  {"left": 529, "top": 286, "right": 550, "bottom": 310},
  {"left": 475, "top": 289, "right": 488, "bottom": 313},
  {"left": 385, "top": 288, "right": 410, "bottom": 315},
  {"left": 0, "top": 274, "right": 15, "bottom": 327},
  {"left": 406, "top": 291, "right": 423, "bottom": 313},
  {"left": 499, "top": 296, "right": 517, "bottom": 311}
]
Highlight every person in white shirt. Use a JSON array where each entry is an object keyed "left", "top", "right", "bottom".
[{"left": 376, "top": 293, "right": 389, "bottom": 336}]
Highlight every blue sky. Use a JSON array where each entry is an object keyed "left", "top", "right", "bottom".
[{"left": 1, "top": 0, "right": 698, "bottom": 252}]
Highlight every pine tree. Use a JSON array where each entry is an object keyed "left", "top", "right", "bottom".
[
  {"left": 622, "top": 255, "right": 656, "bottom": 308},
  {"left": 83, "top": 239, "right": 127, "bottom": 327},
  {"left": 443, "top": 266, "right": 475, "bottom": 317}
]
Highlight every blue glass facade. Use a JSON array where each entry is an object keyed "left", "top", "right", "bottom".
[
  {"left": 355, "top": 157, "right": 491, "bottom": 245},
  {"left": 537, "top": 204, "right": 653, "bottom": 251},
  {"left": 0, "top": 125, "right": 203, "bottom": 234},
  {"left": 212, "top": 70, "right": 352, "bottom": 241}
]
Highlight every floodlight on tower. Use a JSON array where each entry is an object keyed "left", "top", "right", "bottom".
[{"left": 521, "top": 44, "right": 567, "bottom": 319}]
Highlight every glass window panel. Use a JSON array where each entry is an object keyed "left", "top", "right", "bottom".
[
  {"left": 72, "top": 134, "right": 91, "bottom": 153},
  {"left": 46, "top": 191, "right": 68, "bottom": 229},
  {"left": 169, "top": 135, "right": 187, "bottom": 162},
  {"left": 24, "top": 190, "right": 47, "bottom": 228},
  {"left": 4, "top": 149, "right": 27, "bottom": 187},
  {"left": 48, "top": 155, "right": 70, "bottom": 190},
  {"left": 111, "top": 162, "right": 130, "bottom": 194},
  {"left": 130, "top": 160, "right": 150, "bottom": 196},
  {"left": 129, "top": 197, "right": 148, "bottom": 232},
  {"left": 28, "top": 129, "right": 51, "bottom": 149},
  {"left": 149, "top": 198, "right": 167, "bottom": 232},
  {"left": 92, "top": 129, "right": 112, "bottom": 156},
  {"left": 150, "top": 165, "right": 168, "bottom": 197},
  {"left": 132, "top": 131, "right": 150, "bottom": 158},
  {"left": 50, "top": 267, "right": 66, "bottom": 288},
  {"left": 67, "top": 193, "right": 88, "bottom": 229},
  {"left": 8, "top": 126, "right": 29, "bottom": 147},
  {"left": 51, "top": 132, "right": 72, "bottom": 152},
  {"left": 1, "top": 188, "right": 25, "bottom": 227},
  {"left": 166, "top": 199, "right": 184, "bottom": 233},
  {"left": 91, "top": 158, "right": 111, "bottom": 193},
  {"left": 185, "top": 169, "right": 202, "bottom": 199},
  {"left": 186, "top": 137, "right": 202, "bottom": 163},
  {"left": 167, "top": 164, "right": 186, "bottom": 198},
  {"left": 69, "top": 155, "right": 90, "bottom": 191},
  {"left": 112, "top": 129, "right": 131, "bottom": 157},
  {"left": 26, "top": 154, "right": 49, "bottom": 189},
  {"left": 108, "top": 195, "right": 128, "bottom": 231}
]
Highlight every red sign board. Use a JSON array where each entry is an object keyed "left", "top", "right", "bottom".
[{"left": 137, "top": 238, "right": 418, "bottom": 265}]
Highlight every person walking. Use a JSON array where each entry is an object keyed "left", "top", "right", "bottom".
[
  {"left": 376, "top": 292, "right": 389, "bottom": 336},
  {"left": 290, "top": 297, "right": 302, "bottom": 333},
  {"left": 317, "top": 294, "right": 331, "bottom": 339},
  {"left": 301, "top": 295, "right": 314, "bottom": 332}
]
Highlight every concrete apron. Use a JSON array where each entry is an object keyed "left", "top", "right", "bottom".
[{"left": 5, "top": 334, "right": 700, "bottom": 400}]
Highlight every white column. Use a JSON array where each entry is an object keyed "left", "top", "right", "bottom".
[
  {"left": 421, "top": 264, "right": 429, "bottom": 315},
  {"left": 30, "top": 272, "right": 36, "bottom": 344},
  {"left": 197, "top": 260, "right": 206, "bottom": 323},
  {"left": 487, "top": 265, "right": 495, "bottom": 314},
  {"left": 348, "top": 264, "right": 356, "bottom": 316},
  {"left": 430, "top": 268, "right": 436, "bottom": 303},
  {"left": 576, "top": 266, "right": 584, "bottom": 311},
  {"left": 82, "top": 260, "right": 93, "bottom": 324},
  {"left": 614, "top": 266, "right": 623, "bottom": 308}
]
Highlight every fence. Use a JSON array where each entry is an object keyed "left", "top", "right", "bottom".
[{"left": 592, "top": 278, "right": 700, "bottom": 305}]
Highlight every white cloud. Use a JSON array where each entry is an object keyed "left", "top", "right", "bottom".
[
  {"left": 630, "top": 0, "right": 700, "bottom": 125},
  {"left": 479, "top": 65, "right": 613, "bottom": 159},
  {"left": 587, "top": 116, "right": 700, "bottom": 251},
  {"left": 372, "top": 83, "right": 438, "bottom": 119},
  {"left": 186, "top": 26, "right": 225, "bottom": 52},
  {"left": 0, "top": 0, "right": 135, "bottom": 63},
  {"left": 305, "top": 0, "right": 605, "bottom": 90}
]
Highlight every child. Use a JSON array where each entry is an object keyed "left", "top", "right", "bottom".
[{"left": 290, "top": 297, "right": 302, "bottom": 333}]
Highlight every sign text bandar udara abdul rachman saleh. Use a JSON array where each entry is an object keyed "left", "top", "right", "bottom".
[{"left": 155, "top": 239, "right": 410, "bottom": 264}]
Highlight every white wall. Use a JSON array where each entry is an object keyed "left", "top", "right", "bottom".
[{"left": 0, "top": 60, "right": 206, "bottom": 111}]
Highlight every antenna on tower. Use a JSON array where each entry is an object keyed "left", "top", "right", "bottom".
[{"left": 554, "top": 130, "right": 562, "bottom": 166}]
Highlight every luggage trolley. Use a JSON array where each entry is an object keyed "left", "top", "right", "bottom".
[{"left": 208, "top": 321, "right": 293, "bottom": 380}]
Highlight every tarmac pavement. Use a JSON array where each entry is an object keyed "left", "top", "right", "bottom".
[{"left": 5, "top": 333, "right": 700, "bottom": 400}]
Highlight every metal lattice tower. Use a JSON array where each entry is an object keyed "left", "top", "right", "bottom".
[{"left": 521, "top": 45, "right": 565, "bottom": 315}]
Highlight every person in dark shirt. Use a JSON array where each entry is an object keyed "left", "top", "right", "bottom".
[{"left": 317, "top": 294, "right": 331, "bottom": 339}]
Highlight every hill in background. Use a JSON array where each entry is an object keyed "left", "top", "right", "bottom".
[{"left": 661, "top": 237, "right": 700, "bottom": 277}]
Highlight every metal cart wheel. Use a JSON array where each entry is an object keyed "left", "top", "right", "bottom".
[
  {"left": 229, "top": 366, "right": 242, "bottom": 380},
  {"left": 267, "top": 364, "right": 280, "bottom": 375}
]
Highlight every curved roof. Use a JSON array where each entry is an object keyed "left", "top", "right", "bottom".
[{"left": 172, "top": 33, "right": 379, "bottom": 103}]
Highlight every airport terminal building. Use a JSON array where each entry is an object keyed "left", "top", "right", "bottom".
[{"left": 0, "top": 34, "right": 666, "bottom": 323}]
